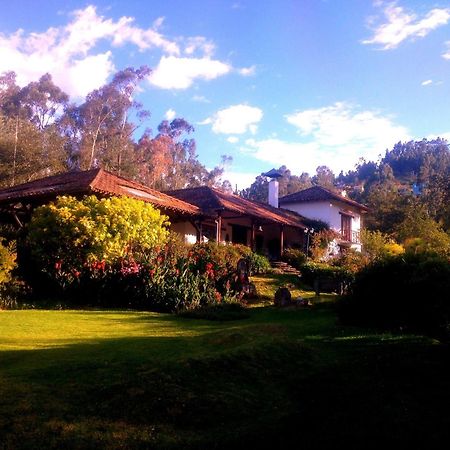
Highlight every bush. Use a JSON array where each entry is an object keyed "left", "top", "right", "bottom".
[
  {"left": 338, "top": 253, "right": 450, "bottom": 338},
  {"left": 300, "top": 261, "right": 354, "bottom": 289},
  {"left": 282, "top": 248, "right": 307, "bottom": 269},
  {"left": 23, "top": 195, "right": 169, "bottom": 294},
  {"left": 0, "top": 239, "right": 16, "bottom": 284},
  {"left": 247, "top": 252, "right": 271, "bottom": 274}
]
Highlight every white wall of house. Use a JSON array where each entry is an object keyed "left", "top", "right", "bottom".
[
  {"left": 281, "top": 200, "right": 363, "bottom": 253},
  {"left": 170, "top": 221, "right": 198, "bottom": 244}
]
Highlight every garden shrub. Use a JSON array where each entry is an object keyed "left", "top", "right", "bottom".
[
  {"left": 338, "top": 253, "right": 450, "bottom": 338},
  {"left": 246, "top": 252, "right": 271, "bottom": 274},
  {"left": 23, "top": 195, "right": 169, "bottom": 295},
  {"left": 282, "top": 248, "right": 307, "bottom": 269},
  {"left": 0, "top": 239, "right": 16, "bottom": 284},
  {"left": 300, "top": 261, "right": 354, "bottom": 292}
]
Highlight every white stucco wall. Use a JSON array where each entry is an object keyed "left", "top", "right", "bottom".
[
  {"left": 170, "top": 221, "right": 198, "bottom": 244},
  {"left": 281, "top": 200, "right": 361, "bottom": 233},
  {"left": 282, "top": 200, "right": 363, "bottom": 254}
]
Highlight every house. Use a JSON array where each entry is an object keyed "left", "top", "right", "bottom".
[
  {"left": 168, "top": 185, "right": 307, "bottom": 258},
  {"left": 0, "top": 168, "right": 201, "bottom": 228},
  {"left": 0, "top": 169, "right": 308, "bottom": 259},
  {"left": 279, "top": 185, "right": 368, "bottom": 254}
]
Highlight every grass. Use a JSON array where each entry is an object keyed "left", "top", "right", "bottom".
[{"left": 1, "top": 276, "right": 450, "bottom": 449}]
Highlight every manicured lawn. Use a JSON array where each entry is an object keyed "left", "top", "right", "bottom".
[{"left": 1, "top": 294, "right": 450, "bottom": 448}]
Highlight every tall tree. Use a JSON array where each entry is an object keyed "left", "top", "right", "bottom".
[
  {"left": 60, "top": 66, "right": 151, "bottom": 174},
  {"left": 136, "top": 118, "right": 224, "bottom": 190},
  {"left": 0, "top": 72, "right": 68, "bottom": 186}
]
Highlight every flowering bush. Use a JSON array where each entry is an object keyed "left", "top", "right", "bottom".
[{"left": 22, "top": 198, "right": 266, "bottom": 312}]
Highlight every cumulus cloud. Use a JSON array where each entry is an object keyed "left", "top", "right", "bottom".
[
  {"left": 363, "top": 3, "right": 450, "bottom": 50},
  {"left": 149, "top": 56, "right": 231, "bottom": 89},
  {"left": 421, "top": 79, "right": 433, "bottom": 86},
  {"left": 227, "top": 136, "right": 239, "bottom": 144},
  {"left": 0, "top": 4, "right": 249, "bottom": 97},
  {"left": 242, "top": 102, "right": 409, "bottom": 174},
  {"left": 202, "top": 104, "right": 263, "bottom": 134},
  {"left": 0, "top": 5, "right": 181, "bottom": 97}
]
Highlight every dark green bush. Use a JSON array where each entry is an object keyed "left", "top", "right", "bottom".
[
  {"left": 300, "top": 261, "right": 354, "bottom": 289},
  {"left": 338, "top": 253, "right": 450, "bottom": 338},
  {"left": 282, "top": 248, "right": 307, "bottom": 269},
  {"left": 247, "top": 252, "right": 271, "bottom": 274}
]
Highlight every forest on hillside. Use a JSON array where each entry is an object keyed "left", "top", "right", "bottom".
[{"left": 1, "top": 68, "right": 449, "bottom": 252}]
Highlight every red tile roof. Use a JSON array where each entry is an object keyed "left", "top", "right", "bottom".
[
  {"left": 0, "top": 169, "right": 201, "bottom": 216},
  {"left": 279, "top": 186, "right": 369, "bottom": 212},
  {"left": 168, "top": 186, "right": 307, "bottom": 228}
]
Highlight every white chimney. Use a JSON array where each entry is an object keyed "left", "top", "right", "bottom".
[
  {"left": 268, "top": 178, "right": 279, "bottom": 208},
  {"left": 263, "top": 168, "right": 282, "bottom": 208}
]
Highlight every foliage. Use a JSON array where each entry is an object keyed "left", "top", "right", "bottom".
[
  {"left": 309, "top": 229, "right": 339, "bottom": 261},
  {"left": 360, "top": 229, "right": 405, "bottom": 260},
  {"left": 24, "top": 195, "right": 169, "bottom": 292},
  {"left": 282, "top": 248, "right": 307, "bottom": 269},
  {"left": 300, "top": 261, "right": 354, "bottom": 288},
  {"left": 240, "top": 165, "right": 312, "bottom": 202},
  {"left": 0, "top": 238, "right": 16, "bottom": 284},
  {"left": 395, "top": 202, "right": 450, "bottom": 256},
  {"left": 246, "top": 252, "right": 271, "bottom": 274},
  {"left": 338, "top": 253, "right": 450, "bottom": 338}
]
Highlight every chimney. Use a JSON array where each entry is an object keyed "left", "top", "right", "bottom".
[
  {"left": 263, "top": 168, "right": 283, "bottom": 208},
  {"left": 268, "top": 178, "right": 279, "bottom": 208}
]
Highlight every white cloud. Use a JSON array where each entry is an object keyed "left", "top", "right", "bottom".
[
  {"left": 0, "top": 5, "right": 183, "bottom": 97},
  {"left": 184, "top": 36, "right": 216, "bottom": 57},
  {"left": 363, "top": 3, "right": 450, "bottom": 50},
  {"left": 221, "top": 170, "right": 257, "bottom": 190},
  {"left": 165, "top": 109, "right": 176, "bottom": 120},
  {"left": 242, "top": 102, "right": 409, "bottom": 174},
  {"left": 442, "top": 41, "right": 450, "bottom": 59},
  {"left": 421, "top": 79, "right": 433, "bottom": 86},
  {"left": 227, "top": 136, "right": 239, "bottom": 144},
  {"left": 203, "top": 104, "right": 263, "bottom": 134},
  {"left": 238, "top": 65, "right": 256, "bottom": 76},
  {"left": 0, "top": 5, "right": 247, "bottom": 97},
  {"left": 149, "top": 56, "right": 231, "bottom": 89}
]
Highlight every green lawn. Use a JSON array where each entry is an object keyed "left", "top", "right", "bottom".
[{"left": 1, "top": 287, "right": 450, "bottom": 449}]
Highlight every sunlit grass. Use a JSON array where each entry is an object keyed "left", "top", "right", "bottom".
[{"left": 0, "top": 278, "right": 448, "bottom": 449}]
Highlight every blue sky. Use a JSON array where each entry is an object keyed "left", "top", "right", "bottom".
[{"left": 1, "top": 0, "right": 450, "bottom": 189}]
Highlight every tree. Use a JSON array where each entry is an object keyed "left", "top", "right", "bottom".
[
  {"left": 0, "top": 72, "right": 69, "bottom": 186},
  {"left": 241, "top": 166, "right": 312, "bottom": 202},
  {"left": 60, "top": 66, "right": 151, "bottom": 174},
  {"left": 136, "top": 118, "right": 225, "bottom": 190},
  {"left": 312, "top": 165, "right": 335, "bottom": 189}
]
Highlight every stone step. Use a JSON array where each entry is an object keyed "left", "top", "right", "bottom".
[{"left": 270, "top": 261, "right": 301, "bottom": 276}]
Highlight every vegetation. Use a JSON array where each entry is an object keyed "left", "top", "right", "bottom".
[
  {"left": 338, "top": 253, "right": 450, "bottom": 339},
  {"left": 0, "top": 69, "right": 230, "bottom": 190},
  {"left": 1, "top": 295, "right": 450, "bottom": 448}
]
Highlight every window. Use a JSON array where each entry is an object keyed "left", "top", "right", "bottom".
[{"left": 341, "top": 214, "right": 352, "bottom": 241}]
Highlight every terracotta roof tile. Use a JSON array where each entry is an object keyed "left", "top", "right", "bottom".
[
  {"left": 279, "top": 186, "right": 368, "bottom": 212},
  {"left": 0, "top": 169, "right": 201, "bottom": 216},
  {"left": 168, "top": 186, "right": 307, "bottom": 228}
]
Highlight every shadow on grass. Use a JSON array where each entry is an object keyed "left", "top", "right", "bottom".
[{"left": 2, "top": 307, "right": 450, "bottom": 449}]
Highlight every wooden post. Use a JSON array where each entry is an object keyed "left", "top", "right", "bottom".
[
  {"left": 280, "top": 225, "right": 284, "bottom": 258},
  {"left": 251, "top": 221, "right": 256, "bottom": 251},
  {"left": 216, "top": 213, "right": 222, "bottom": 243}
]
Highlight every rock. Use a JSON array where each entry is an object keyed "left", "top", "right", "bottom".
[
  {"left": 274, "top": 287, "right": 292, "bottom": 307},
  {"left": 295, "top": 296, "right": 312, "bottom": 307}
]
